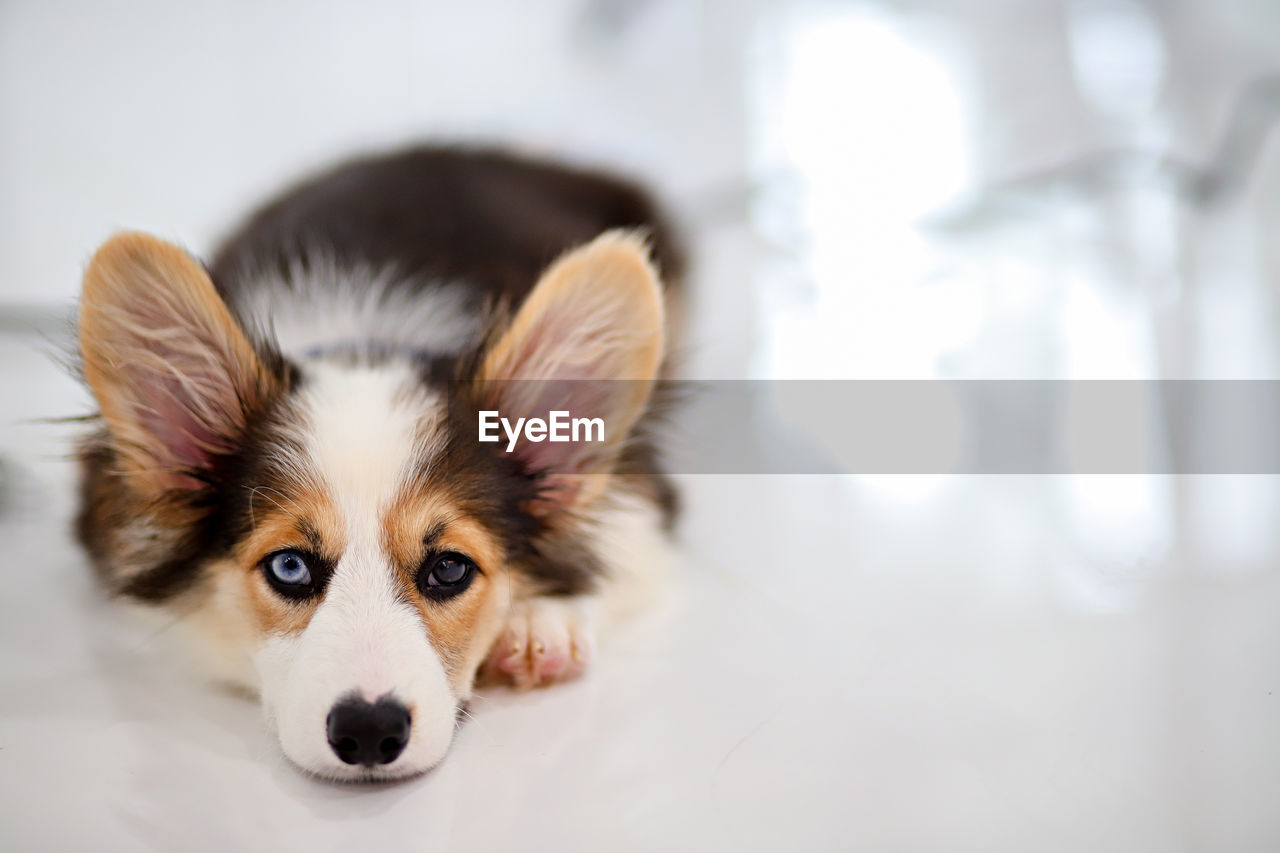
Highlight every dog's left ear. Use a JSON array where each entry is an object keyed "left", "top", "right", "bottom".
[
  {"left": 475, "top": 230, "right": 665, "bottom": 514},
  {"left": 79, "top": 232, "right": 280, "bottom": 496}
]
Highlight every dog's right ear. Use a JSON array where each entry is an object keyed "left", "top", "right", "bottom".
[{"left": 79, "top": 232, "right": 279, "bottom": 496}]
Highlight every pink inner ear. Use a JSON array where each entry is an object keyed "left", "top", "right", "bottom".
[
  {"left": 525, "top": 474, "right": 584, "bottom": 516},
  {"left": 81, "top": 232, "right": 270, "bottom": 493},
  {"left": 478, "top": 237, "right": 662, "bottom": 511},
  {"left": 504, "top": 380, "right": 616, "bottom": 469},
  {"left": 477, "top": 374, "right": 647, "bottom": 516},
  {"left": 109, "top": 306, "right": 256, "bottom": 485},
  {"left": 135, "top": 374, "right": 229, "bottom": 476},
  {"left": 505, "top": 314, "right": 631, "bottom": 383}
]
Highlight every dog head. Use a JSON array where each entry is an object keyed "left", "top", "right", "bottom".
[{"left": 75, "top": 231, "right": 664, "bottom": 780}]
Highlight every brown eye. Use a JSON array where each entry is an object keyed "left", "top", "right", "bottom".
[{"left": 417, "top": 552, "right": 477, "bottom": 601}]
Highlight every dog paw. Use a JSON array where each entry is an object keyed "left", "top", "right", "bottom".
[{"left": 483, "top": 597, "right": 594, "bottom": 689}]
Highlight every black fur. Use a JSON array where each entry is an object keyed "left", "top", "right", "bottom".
[{"left": 209, "top": 146, "right": 684, "bottom": 308}]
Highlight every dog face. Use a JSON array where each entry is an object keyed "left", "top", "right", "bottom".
[{"left": 76, "top": 231, "right": 664, "bottom": 780}]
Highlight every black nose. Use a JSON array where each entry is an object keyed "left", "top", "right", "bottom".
[{"left": 326, "top": 696, "right": 412, "bottom": 767}]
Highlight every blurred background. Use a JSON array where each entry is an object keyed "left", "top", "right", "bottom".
[{"left": 3, "top": 1, "right": 1280, "bottom": 850}]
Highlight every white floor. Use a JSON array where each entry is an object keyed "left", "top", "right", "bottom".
[
  {"left": 3, "top": 350, "right": 1280, "bottom": 852},
  {"left": 4, "top": 1, "right": 1280, "bottom": 850}
]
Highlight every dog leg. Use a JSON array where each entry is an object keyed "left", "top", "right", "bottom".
[{"left": 482, "top": 596, "right": 596, "bottom": 689}]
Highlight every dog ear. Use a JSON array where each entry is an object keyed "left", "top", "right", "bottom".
[
  {"left": 79, "top": 232, "right": 280, "bottom": 496},
  {"left": 475, "top": 230, "right": 665, "bottom": 514}
]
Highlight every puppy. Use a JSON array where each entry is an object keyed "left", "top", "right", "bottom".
[{"left": 74, "top": 147, "right": 681, "bottom": 781}]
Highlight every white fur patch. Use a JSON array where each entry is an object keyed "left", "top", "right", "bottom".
[
  {"left": 296, "top": 361, "right": 438, "bottom": 516},
  {"left": 231, "top": 257, "right": 481, "bottom": 359},
  {"left": 588, "top": 488, "right": 674, "bottom": 630},
  {"left": 254, "top": 361, "right": 456, "bottom": 780}
]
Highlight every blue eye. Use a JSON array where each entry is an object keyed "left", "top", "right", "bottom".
[{"left": 264, "top": 550, "right": 314, "bottom": 593}]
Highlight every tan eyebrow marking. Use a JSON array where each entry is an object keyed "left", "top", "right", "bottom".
[{"left": 422, "top": 518, "right": 449, "bottom": 553}]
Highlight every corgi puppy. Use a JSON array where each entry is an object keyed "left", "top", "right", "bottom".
[{"left": 74, "top": 147, "right": 681, "bottom": 781}]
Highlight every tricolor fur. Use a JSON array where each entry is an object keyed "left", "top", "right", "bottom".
[{"left": 75, "top": 148, "right": 682, "bottom": 780}]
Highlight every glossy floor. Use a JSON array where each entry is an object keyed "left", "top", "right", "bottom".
[{"left": 2, "top": 342, "right": 1278, "bottom": 851}]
